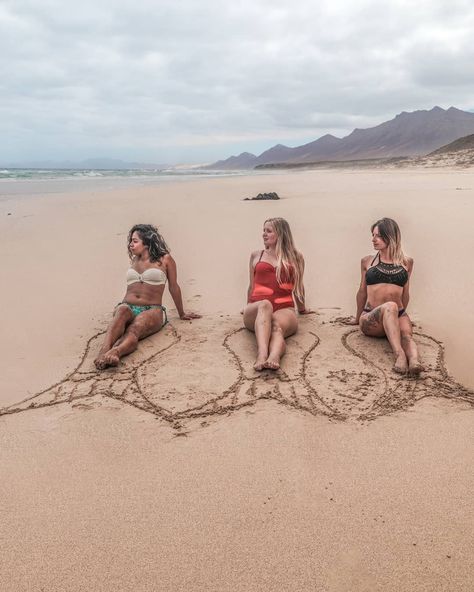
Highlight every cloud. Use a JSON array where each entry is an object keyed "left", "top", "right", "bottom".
[{"left": 1, "top": 0, "right": 474, "bottom": 163}]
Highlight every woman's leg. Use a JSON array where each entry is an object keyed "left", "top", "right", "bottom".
[
  {"left": 359, "top": 302, "right": 408, "bottom": 373},
  {"left": 98, "top": 308, "right": 165, "bottom": 369},
  {"left": 243, "top": 300, "right": 273, "bottom": 370},
  {"left": 264, "top": 308, "right": 298, "bottom": 370},
  {"left": 399, "top": 315, "right": 422, "bottom": 375},
  {"left": 94, "top": 304, "right": 134, "bottom": 369}
]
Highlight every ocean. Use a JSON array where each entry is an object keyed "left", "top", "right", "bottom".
[{"left": 0, "top": 167, "right": 256, "bottom": 197}]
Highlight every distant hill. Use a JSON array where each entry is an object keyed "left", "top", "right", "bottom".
[
  {"left": 390, "top": 132, "right": 474, "bottom": 168},
  {"left": 207, "top": 106, "right": 474, "bottom": 169},
  {"left": 209, "top": 152, "right": 258, "bottom": 170},
  {"left": 428, "top": 133, "right": 474, "bottom": 155}
]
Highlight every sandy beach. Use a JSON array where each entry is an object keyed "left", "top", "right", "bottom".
[{"left": 1, "top": 168, "right": 473, "bottom": 591}]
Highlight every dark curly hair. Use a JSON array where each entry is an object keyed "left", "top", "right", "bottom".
[{"left": 127, "top": 224, "right": 170, "bottom": 262}]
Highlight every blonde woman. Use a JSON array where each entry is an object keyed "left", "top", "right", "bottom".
[
  {"left": 243, "top": 217, "right": 313, "bottom": 371},
  {"left": 347, "top": 217, "right": 421, "bottom": 375}
]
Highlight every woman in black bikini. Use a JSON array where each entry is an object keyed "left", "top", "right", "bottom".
[{"left": 346, "top": 217, "right": 422, "bottom": 375}]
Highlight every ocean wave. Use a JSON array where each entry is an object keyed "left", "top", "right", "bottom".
[
  {"left": 0, "top": 167, "right": 254, "bottom": 181},
  {"left": 0, "top": 168, "right": 264, "bottom": 199},
  {"left": 72, "top": 170, "right": 104, "bottom": 177}
]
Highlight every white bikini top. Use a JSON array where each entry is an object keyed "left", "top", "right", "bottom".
[{"left": 126, "top": 267, "right": 167, "bottom": 286}]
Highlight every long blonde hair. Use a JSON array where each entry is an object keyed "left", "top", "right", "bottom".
[
  {"left": 371, "top": 218, "right": 407, "bottom": 266},
  {"left": 264, "top": 217, "right": 305, "bottom": 301}
]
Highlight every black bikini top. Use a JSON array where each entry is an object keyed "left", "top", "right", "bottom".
[{"left": 365, "top": 253, "right": 408, "bottom": 287}]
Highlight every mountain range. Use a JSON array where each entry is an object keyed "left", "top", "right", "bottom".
[{"left": 207, "top": 106, "right": 474, "bottom": 169}]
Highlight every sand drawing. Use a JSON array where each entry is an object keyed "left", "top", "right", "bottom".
[{"left": 1, "top": 312, "right": 473, "bottom": 431}]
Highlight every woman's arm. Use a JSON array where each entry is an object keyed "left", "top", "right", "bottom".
[
  {"left": 165, "top": 255, "right": 201, "bottom": 320},
  {"left": 247, "top": 251, "right": 257, "bottom": 303},
  {"left": 294, "top": 293, "right": 307, "bottom": 313},
  {"left": 354, "top": 256, "right": 369, "bottom": 323},
  {"left": 293, "top": 254, "right": 313, "bottom": 314},
  {"left": 402, "top": 258, "right": 414, "bottom": 310}
]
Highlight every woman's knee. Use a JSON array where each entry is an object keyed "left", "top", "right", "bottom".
[
  {"left": 271, "top": 318, "right": 283, "bottom": 334},
  {"left": 272, "top": 312, "right": 297, "bottom": 337},
  {"left": 257, "top": 300, "right": 273, "bottom": 314},
  {"left": 381, "top": 301, "right": 399, "bottom": 315},
  {"left": 124, "top": 327, "right": 140, "bottom": 345}
]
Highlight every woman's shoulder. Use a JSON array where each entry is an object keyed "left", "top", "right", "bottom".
[
  {"left": 405, "top": 256, "right": 414, "bottom": 271},
  {"left": 159, "top": 253, "right": 173, "bottom": 267},
  {"left": 361, "top": 254, "right": 373, "bottom": 267}
]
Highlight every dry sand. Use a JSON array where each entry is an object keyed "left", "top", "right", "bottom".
[{"left": 1, "top": 169, "right": 473, "bottom": 591}]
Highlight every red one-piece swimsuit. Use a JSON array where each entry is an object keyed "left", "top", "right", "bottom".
[{"left": 249, "top": 251, "right": 295, "bottom": 312}]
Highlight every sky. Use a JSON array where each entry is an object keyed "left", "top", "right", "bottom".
[{"left": 1, "top": 0, "right": 474, "bottom": 165}]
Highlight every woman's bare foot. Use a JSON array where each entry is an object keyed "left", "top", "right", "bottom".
[
  {"left": 263, "top": 357, "right": 280, "bottom": 370},
  {"left": 94, "top": 345, "right": 111, "bottom": 370},
  {"left": 94, "top": 354, "right": 107, "bottom": 370},
  {"left": 254, "top": 354, "right": 267, "bottom": 371},
  {"left": 408, "top": 358, "right": 423, "bottom": 376},
  {"left": 95, "top": 348, "right": 121, "bottom": 370},
  {"left": 393, "top": 351, "right": 408, "bottom": 374}
]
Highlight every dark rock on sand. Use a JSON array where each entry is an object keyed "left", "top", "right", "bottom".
[{"left": 244, "top": 192, "right": 280, "bottom": 201}]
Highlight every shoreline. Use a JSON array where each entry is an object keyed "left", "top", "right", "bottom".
[{"left": 0, "top": 168, "right": 263, "bottom": 199}]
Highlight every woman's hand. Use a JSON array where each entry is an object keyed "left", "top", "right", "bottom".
[
  {"left": 298, "top": 308, "right": 317, "bottom": 315},
  {"left": 180, "top": 312, "right": 202, "bottom": 320},
  {"left": 337, "top": 315, "right": 359, "bottom": 325}
]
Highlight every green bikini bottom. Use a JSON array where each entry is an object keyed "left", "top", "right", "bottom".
[{"left": 120, "top": 302, "right": 168, "bottom": 325}]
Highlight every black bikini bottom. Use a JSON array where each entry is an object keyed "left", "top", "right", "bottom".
[{"left": 363, "top": 307, "right": 406, "bottom": 317}]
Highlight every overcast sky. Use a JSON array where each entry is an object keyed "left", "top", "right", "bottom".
[{"left": 1, "top": 0, "right": 474, "bottom": 164}]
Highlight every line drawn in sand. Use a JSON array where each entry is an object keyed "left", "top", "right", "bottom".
[
  {"left": 0, "top": 324, "right": 182, "bottom": 421},
  {"left": 1, "top": 314, "right": 473, "bottom": 431},
  {"left": 0, "top": 317, "right": 342, "bottom": 430},
  {"left": 312, "top": 317, "right": 474, "bottom": 420}
]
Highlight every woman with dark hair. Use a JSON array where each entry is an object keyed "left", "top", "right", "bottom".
[
  {"left": 243, "top": 217, "right": 313, "bottom": 371},
  {"left": 346, "top": 217, "right": 421, "bottom": 375},
  {"left": 94, "top": 224, "right": 200, "bottom": 370}
]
